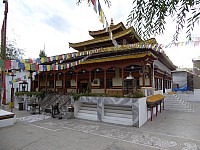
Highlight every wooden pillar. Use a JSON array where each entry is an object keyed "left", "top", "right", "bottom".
[
  {"left": 160, "top": 101, "right": 162, "bottom": 113},
  {"left": 162, "top": 99, "right": 165, "bottom": 110},
  {"left": 122, "top": 67, "right": 124, "bottom": 95},
  {"left": 89, "top": 70, "right": 91, "bottom": 93},
  {"left": 156, "top": 104, "right": 158, "bottom": 116},
  {"left": 104, "top": 69, "right": 107, "bottom": 95},
  {"left": 30, "top": 72, "right": 33, "bottom": 92},
  {"left": 143, "top": 66, "right": 145, "bottom": 86},
  {"left": 54, "top": 73, "right": 56, "bottom": 94},
  {"left": 76, "top": 72, "right": 78, "bottom": 93},
  {"left": 150, "top": 106, "right": 153, "bottom": 121},
  {"left": 149, "top": 65, "right": 152, "bottom": 87},
  {"left": 38, "top": 74, "right": 40, "bottom": 92},
  {"left": 45, "top": 74, "right": 48, "bottom": 93},
  {"left": 63, "top": 72, "right": 66, "bottom": 94}
]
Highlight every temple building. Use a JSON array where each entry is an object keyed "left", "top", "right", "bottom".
[{"left": 34, "top": 20, "right": 176, "bottom": 96}]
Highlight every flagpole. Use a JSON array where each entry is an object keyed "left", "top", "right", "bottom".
[
  {"left": 1, "top": 0, "right": 8, "bottom": 105},
  {"left": 3, "top": 0, "right": 7, "bottom": 59}
]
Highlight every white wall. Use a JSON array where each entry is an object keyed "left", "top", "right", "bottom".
[
  {"left": 172, "top": 72, "right": 187, "bottom": 87},
  {"left": 138, "top": 97, "right": 148, "bottom": 127},
  {"left": 5, "top": 71, "right": 31, "bottom": 103},
  {"left": 153, "top": 60, "right": 172, "bottom": 74}
]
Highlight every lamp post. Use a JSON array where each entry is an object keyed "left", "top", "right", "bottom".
[{"left": 8, "top": 73, "right": 16, "bottom": 112}]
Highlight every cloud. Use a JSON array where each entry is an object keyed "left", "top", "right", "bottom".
[
  {"left": 43, "top": 14, "right": 70, "bottom": 32},
  {"left": 0, "top": 0, "right": 200, "bottom": 67}
]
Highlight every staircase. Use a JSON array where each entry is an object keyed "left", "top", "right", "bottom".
[
  {"left": 40, "top": 94, "right": 62, "bottom": 112},
  {"left": 40, "top": 94, "right": 71, "bottom": 114},
  {"left": 164, "top": 94, "right": 193, "bottom": 112},
  {"left": 75, "top": 102, "right": 97, "bottom": 121},
  {"left": 103, "top": 104, "right": 133, "bottom": 126},
  {"left": 75, "top": 103, "right": 133, "bottom": 125}
]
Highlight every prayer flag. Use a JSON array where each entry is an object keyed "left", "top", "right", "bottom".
[
  {"left": 47, "top": 65, "right": 51, "bottom": 71},
  {"left": 98, "top": 0, "right": 101, "bottom": 15},
  {"left": 99, "top": 9, "right": 104, "bottom": 24},
  {"left": 91, "top": 0, "right": 97, "bottom": 13},
  {"left": 25, "top": 63, "right": 30, "bottom": 70}
]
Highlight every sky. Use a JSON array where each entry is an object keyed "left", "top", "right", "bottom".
[{"left": 0, "top": 0, "right": 200, "bottom": 68}]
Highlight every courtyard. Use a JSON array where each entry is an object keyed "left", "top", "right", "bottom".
[{"left": 1, "top": 102, "right": 200, "bottom": 150}]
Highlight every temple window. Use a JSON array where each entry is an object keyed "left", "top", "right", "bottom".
[
  {"left": 66, "top": 80, "right": 71, "bottom": 88},
  {"left": 106, "top": 78, "right": 112, "bottom": 89}
]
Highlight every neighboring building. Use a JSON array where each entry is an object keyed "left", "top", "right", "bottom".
[
  {"left": 192, "top": 57, "right": 200, "bottom": 89},
  {"left": 5, "top": 70, "right": 31, "bottom": 104},
  {"left": 172, "top": 69, "right": 194, "bottom": 91}
]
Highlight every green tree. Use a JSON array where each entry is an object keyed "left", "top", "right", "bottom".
[
  {"left": 127, "top": 0, "right": 199, "bottom": 41},
  {"left": 1, "top": 40, "right": 25, "bottom": 60},
  {"left": 39, "top": 50, "right": 47, "bottom": 58},
  {"left": 77, "top": 0, "right": 200, "bottom": 41}
]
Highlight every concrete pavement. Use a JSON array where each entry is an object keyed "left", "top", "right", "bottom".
[{"left": 1, "top": 102, "right": 200, "bottom": 150}]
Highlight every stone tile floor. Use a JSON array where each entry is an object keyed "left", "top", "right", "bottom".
[{"left": 1, "top": 102, "right": 200, "bottom": 150}]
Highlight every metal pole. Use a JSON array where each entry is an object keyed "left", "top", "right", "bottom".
[
  {"left": 10, "top": 74, "right": 15, "bottom": 112},
  {"left": 1, "top": 0, "right": 8, "bottom": 105}
]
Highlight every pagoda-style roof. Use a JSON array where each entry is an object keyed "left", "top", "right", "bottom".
[
  {"left": 79, "top": 52, "right": 155, "bottom": 65},
  {"left": 69, "top": 26, "right": 143, "bottom": 51},
  {"left": 88, "top": 22, "right": 126, "bottom": 38}
]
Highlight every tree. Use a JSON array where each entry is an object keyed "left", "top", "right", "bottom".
[
  {"left": 127, "top": 0, "right": 200, "bottom": 41},
  {"left": 0, "top": 40, "right": 25, "bottom": 60},
  {"left": 39, "top": 50, "right": 47, "bottom": 58},
  {"left": 77, "top": 0, "right": 200, "bottom": 41}
]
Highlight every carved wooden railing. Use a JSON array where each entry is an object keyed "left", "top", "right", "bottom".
[{"left": 40, "top": 94, "right": 62, "bottom": 112}]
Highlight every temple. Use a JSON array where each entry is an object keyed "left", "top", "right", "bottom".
[
  {"left": 34, "top": 19, "right": 176, "bottom": 96},
  {"left": 4, "top": 20, "right": 177, "bottom": 126}
]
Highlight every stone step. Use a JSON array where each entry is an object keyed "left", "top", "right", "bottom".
[
  {"left": 164, "top": 108, "right": 193, "bottom": 112},
  {"left": 80, "top": 106, "right": 97, "bottom": 111},
  {"left": 163, "top": 94, "right": 193, "bottom": 112},
  {"left": 104, "top": 112, "right": 132, "bottom": 119},
  {"left": 78, "top": 109, "right": 97, "bottom": 115},
  {"left": 104, "top": 109, "right": 132, "bottom": 115},
  {"left": 104, "top": 105, "right": 132, "bottom": 111},
  {"left": 82, "top": 103, "right": 97, "bottom": 108},
  {"left": 102, "top": 116, "right": 133, "bottom": 126},
  {"left": 164, "top": 105, "right": 191, "bottom": 109},
  {"left": 75, "top": 113, "right": 97, "bottom": 121},
  {"left": 164, "top": 102, "right": 189, "bottom": 105}
]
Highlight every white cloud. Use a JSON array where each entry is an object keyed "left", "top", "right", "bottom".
[{"left": 0, "top": 0, "right": 200, "bottom": 68}]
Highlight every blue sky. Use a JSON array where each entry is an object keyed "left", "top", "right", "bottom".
[{"left": 0, "top": 0, "right": 200, "bottom": 68}]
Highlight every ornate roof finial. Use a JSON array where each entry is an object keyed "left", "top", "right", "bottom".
[{"left": 110, "top": 18, "right": 114, "bottom": 27}]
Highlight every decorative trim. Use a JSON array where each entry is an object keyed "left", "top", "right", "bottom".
[
  {"left": 69, "top": 27, "right": 144, "bottom": 49},
  {"left": 79, "top": 52, "right": 153, "bottom": 65},
  {"left": 89, "top": 22, "right": 126, "bottom": 36}
]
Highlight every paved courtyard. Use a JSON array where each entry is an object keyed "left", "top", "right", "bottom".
[{"left": 1, "top": 102, "right": 200, "bottom": 150}]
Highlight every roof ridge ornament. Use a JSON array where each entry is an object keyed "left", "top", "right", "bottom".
[{"left": 110, "top": 18, "right": 114, "bottom": 27}]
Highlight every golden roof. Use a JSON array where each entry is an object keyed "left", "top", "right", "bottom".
[
  {"left": 89, "top": 22, "right": 126, "bottom": 37},
  {"left": 69, "top": 27, "right": 143, "bottom": 51},
  {"left": 79, "top": 52, "right": 156, "bottom": 65}
]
